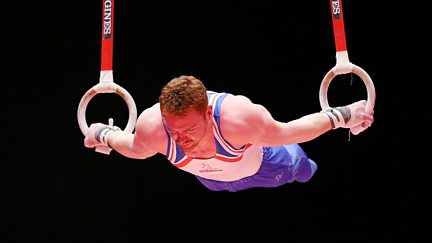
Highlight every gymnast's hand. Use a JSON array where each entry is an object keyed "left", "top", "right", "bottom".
[
  {"left": 322, "top": 100, "right": 374, "bottom": 131},
  {"left": 84, "top": 122, "right": 121, "bottom": 148},
  {"left": 344, "top": 100, "right": 374, "bottom": 130}
]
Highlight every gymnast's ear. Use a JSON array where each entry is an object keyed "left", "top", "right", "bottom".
[{"left": 206, "top": 105, "right": 213, "bottom": 117}]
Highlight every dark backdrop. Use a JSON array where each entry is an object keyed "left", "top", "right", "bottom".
[{"left": 3, "top": 1, "right": 426, "bottom": 242}]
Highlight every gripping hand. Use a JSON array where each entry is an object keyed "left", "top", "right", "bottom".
[
  {"left": 84, "top": 118, "right": 121, "bottom": 154},
  {"left": 322, "top": 100, "right": 374, "bottom": 134}
]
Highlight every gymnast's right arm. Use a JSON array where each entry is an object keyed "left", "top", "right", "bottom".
[{"left": 84, "top": 105, "right": 161, "bottom": 159}]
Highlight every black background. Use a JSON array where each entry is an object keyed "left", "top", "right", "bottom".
[{"left": 2, "top": 1, "right": 427, "bottom": 242}]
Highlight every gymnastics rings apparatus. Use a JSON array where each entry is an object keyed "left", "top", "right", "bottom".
[
  {"left": 77, "top": 0, "right": 137, "bottom": 154},
  {"left": 319, "top": 0, "right": 376, "bottom": 135}
]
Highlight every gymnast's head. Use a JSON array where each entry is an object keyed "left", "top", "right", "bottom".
[{"left": 159, "top": 75, "right": 211, "bottom": 150}]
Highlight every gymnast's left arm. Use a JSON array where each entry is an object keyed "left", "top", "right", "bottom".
[{"left": 222, "top": 95, "right": 373, "bottom": 146}]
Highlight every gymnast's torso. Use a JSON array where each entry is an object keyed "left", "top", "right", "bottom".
[{"left": 162, "top": 91, "right": 263, "bottom": 181}]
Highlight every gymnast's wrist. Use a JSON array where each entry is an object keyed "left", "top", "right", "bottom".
[
  {"left": 95, "top": 126, "right": 120, "bottom": 147},
  {"left": 321, "top": 106, "right": 351, "bottom": 129}
]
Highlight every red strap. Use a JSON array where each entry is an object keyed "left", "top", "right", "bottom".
[
  {"left": 330, "top": 0, "right": 347, "bottom": 52},
  {"left": 101, "top": 0, "right": 114, "bottom": 71}
]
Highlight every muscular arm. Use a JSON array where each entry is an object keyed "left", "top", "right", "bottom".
[
  {"left": 105, "top": 104, "right": 166, "bottom": 159},
  {"left": 259, "top": 112, "right": 333, "bottom": 145},
  {"left": 221, "top": 95, "right": 372, "bottom": 147},
  {"left": 106, "top": 131, "right": 156, "bottom": 159}
]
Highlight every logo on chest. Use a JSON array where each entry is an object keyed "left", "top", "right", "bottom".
[{"left": 199, "top": 163, "right": 223, "bottom": 173}]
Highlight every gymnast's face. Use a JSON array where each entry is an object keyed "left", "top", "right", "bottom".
[{"left": 163, "top": 107, "right": 212, "bottom": 152}]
